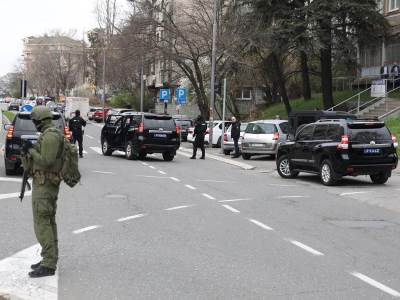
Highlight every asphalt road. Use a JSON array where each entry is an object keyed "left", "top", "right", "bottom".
[{"left": 1, "top": 121, "right": 400, "bottom": 299}]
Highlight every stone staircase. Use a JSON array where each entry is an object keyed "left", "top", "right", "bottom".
[{"left": 358, "top": 98, "right": 400, "bottom": 120}]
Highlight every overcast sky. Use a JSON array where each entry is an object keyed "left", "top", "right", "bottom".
[{"left": 0, "top": 0, "right": 128, "bottom": 76}]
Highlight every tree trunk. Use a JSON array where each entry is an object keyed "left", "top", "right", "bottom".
[
  {"left": 320, "top": 47, "right": 334, "bottom": 109},
  {"left": 268, "top": 53, "right": 292, "bottom": 114},
  {"left": 300, "top": 51, "right": 311, "bottom": 100}
]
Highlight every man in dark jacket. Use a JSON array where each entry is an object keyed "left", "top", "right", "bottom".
[
  {"left": 68, "top": 110, "right": 87, "bottom": 158},
  {"left": 231, "top": 116, "right": 241, "bottom": 158},
  {"left": 191, "top": 115, "right": 207, "bottom": 160}
]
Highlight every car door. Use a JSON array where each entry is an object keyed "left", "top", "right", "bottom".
[
  {"left": 292, "top": 124, "right": 315, "bottom": 169},
  {"left": 310, "top": 124, "right": 329, "bottom": 170},
  {"left": 112, "top": 117, "right": 125, "bottom": 147}
]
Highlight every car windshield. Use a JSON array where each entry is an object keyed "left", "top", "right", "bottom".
[
  {"left": 349, "top": 126, "right": 392, "bottom": 143},
  {"left": 15, "top": 113, "right": 64, "bottom": 131}
]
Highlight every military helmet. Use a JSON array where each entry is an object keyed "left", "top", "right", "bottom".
[{"left": 31, "top": 106, "right": 52, "bottom": 121}]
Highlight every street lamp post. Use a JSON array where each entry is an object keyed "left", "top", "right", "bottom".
[
  {"left": 209, "top": 0, "right": 219, "bottom": 148},
  {"left": 102, "top": 46, "right": 106, "bottom": 122}
]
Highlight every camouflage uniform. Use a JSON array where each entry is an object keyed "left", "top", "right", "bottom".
[{"left": 23, "top": 106, "right": 64, "bottom": 272}]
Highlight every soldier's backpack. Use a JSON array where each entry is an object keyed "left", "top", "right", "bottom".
[{"left": 60, "top": 140, "right": 81, "bottom": 187}]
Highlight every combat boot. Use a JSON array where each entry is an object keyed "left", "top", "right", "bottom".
[
  {"left": 29, "top": 266, "right": 55, "bottom": 278},
  {"left": 30, "top": 261, "right": 41, "bottom": 270}
]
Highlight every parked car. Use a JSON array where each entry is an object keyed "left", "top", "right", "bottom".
[
  {"left": 4, "top": 111, "right": 71, "bottom": 175},
  {"left": 288, "top": 110, "right": 356, "bottom": 139},
  {"left": 223, "top": 123, "right": 248, "bottom": 155},
  {"left": 174, "top": 119, "right": 193, "bottom": 141},
  {"left": 276, "top": 118, "right": 398, "bottom": 185},
  {"left": 241, "top": 120, "right": 289, "bottom": 160},
  {"left": 107, "top": 108, "right": 135, "bottom": 116},
  {"left": 93, "top": 108, "right": 110, "bottom": 123},
  {"left": 88, "top": 107, "right": 101, "bottom": 120},
  {"left": 204, "top": 121, "right": 233, "bottom": 147},
  {"left": 101, "top": 112, "right": 181, "bottom": 161},
  {"left": 8, "top": 102, "right": 19, "bottom": 111}
]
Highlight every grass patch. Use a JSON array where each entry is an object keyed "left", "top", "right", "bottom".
[
  {"left": 2, "top": 111, "right": 16, "bottom": 123},
  {"left": 260, "top": 90, "right": 369, "bottom": 120},
  {"left": 386, "top": 117, "right": 400, "bottom": 155}
]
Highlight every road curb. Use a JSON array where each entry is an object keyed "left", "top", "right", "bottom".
[{"left": 178, "top": 147, "right": 256, "bottom": 170}]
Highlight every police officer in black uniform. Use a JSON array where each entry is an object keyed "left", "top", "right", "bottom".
[
  {"left": 68, "top": 110, "right": 87, "bottom": 158},
  {"left": 191, "top": 115, "right": 207, "bottom": 160}
]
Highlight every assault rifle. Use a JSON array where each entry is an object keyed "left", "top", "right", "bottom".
[{"left": 19, "top": 170, "right": 31, "bottom": 202}]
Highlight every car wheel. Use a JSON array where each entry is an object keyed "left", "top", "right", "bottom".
[
  {"left": 370, "top": 172, "right": 390, "bottom": 184},
  {"left": 242, "top": 153, "right": 251, "bottom": 160},
  {"left": 101, "top": 139, "right": 113, "bottom": 156},
  {"left": 162, "top": 152, "right": 174, "bottom": 161},
  {"left": 5, "top": 167, "right": 16, "bottom": 176},
  {"left": 223, "top": 150, "right": 231, "bottom": 155},
  {"left": 277, "top": 155, "right": 299, "bottom": 178},
  {"left": 320, "top": 159, "right": 339, "bottom": 186},
  {"left": 125, "top": 142, "right": 137, "bottom": 160}
]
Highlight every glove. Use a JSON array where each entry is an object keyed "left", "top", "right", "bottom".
[{"left": 21, "top": 140, "right": 33, "bottom": 155}]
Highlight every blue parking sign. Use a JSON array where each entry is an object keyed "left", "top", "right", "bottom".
[
  {"left": 160, "top": 89, "right": 171, "bottom": 102},
  {"left": 176, "top": 88, "right": 187, "bottom": 105},
  {"left": 20, "top": 104, "right": 33, "bottom": 112}
]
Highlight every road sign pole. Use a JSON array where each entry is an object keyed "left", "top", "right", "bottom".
[
  {"left": 220, "top": 78, "right": 227, "bottom": 154},
  {"left": 140, "top": 58, "right": 144, "bottom": 113}
]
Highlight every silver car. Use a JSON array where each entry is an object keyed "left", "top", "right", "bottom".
[
  {"left": 241, "top": 120, "right": 289, "bottom": 160},
  {"left": 223, "top": 123, "right": 248, "bottom": 155}
]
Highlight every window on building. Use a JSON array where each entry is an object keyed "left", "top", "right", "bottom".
[
  {"left": 389, "top": 0, "right": 400, "bottom": 11},
  {"left": 236, "top": 88, "right": 252, "bottom": 100}
]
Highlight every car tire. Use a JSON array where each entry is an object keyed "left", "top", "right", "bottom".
[
  {"left": 101, "top": 139, "right": 113, "bottom": 156},
  {"left": 125, "top": 142, "right": 137, "bottom": 160},
  {"left": 320, "top": 159, "right": 338, "bottom": 186},
  {"left": 223, "top": 150, "right": 231, "bottom": 155},
  {"left": 5, "top": 167, "right": 16, "bottom": 176},
  {"left": 277, "top": 155, "right": 299, "bottom": 179},
  {"left": 242, "top": 153, "right": 251, "bottom": 160},
  {"left": 370, "top": 172, "right": 390, "bottom": 184},
  {"left": 163, "top": 152, "right": 174, "bottom": 161}
]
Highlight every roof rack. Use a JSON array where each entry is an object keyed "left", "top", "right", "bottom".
[{"left": 315, "top": 119, "right": 344, "bottom": 123}]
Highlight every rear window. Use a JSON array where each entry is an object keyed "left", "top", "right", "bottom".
[
  {"left": 15, "top": 114, "right": 64, "bottom": 131},
  {"left": 349, "top": 126, "right": 392, "bottom": 143},
  {"left": 175, "top": 120, "right": 192, "bottom": 127},
  {"left": 246, "top": 123, "right": 276, "bottom": 134},
  {"left": 144, "top": 116, "right": 176, "bottom": 130}
]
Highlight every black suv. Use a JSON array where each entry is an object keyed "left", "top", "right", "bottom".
[
  {"left": 101, "top": 112, "right": 180, "bottom": 161},
  {"left": 4, "top": 111, "right": 70, "bottom": 175},
  {"left": 276, "top": 119, "right": 398, "bottom": 185}
]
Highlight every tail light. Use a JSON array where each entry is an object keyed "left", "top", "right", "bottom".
[
  {"left": 224, "top": 133, "right": 228, "bottom": 142},
  {"left": 337, "top": 135, "right": 349, "bottom": 150},
  {"left": 273, "top": 132, "right": 280, "bottom": 141},
  {"left": 392, "top": 135, "right": 398, "bottom": 148},
  {"left": 138, "top": 122, "right": 144, "bottom": 133},
  {"left": 64, "top": 127, "right": 71, "bottom": 141},
  {"left": 176, "top": 125, "right": 181, "bottom": 135},
  {"left": 6, "top": 126, "right": 14, "bottom": 139}
]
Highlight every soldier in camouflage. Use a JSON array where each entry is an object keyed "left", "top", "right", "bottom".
[{"left": 22, "top": 106, "right": 64, "bottom": 278}]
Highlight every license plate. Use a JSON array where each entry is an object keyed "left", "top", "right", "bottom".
[
  {"left": 364, "top": 148, "right": 381, "bottom": 154},
  {"left": 154, "top": 133, "right": 167, "bottom": 138},
  {"left": 252, "top": 143, "right": 264, "bottom": 147}
]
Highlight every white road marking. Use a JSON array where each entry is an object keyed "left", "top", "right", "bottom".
[
  {"left": 135, "top": 175, "right": 170, "bottom": 179},
  {"left": 90, "top": 147, "right": 103, "bottom": 154},
  {"left": 222, "top": 205, "right": 240, "bottom": 213},
  {"left": 277, "top": 195, "right": 308, "bottom": 199},
  {"left": 85, "top": 134, "right": 94, "bottom": 139},
  {"left": 185, "top": 184, "right": 197, "bottom": 190},
  {"left": 350, "top": 272, "right": 400, "bottom": 297},
  {"left": 83, "top": 150, "right": 88, "bottom": 154},
  {"left": 0, "top": 244, "right": 58, "bottom": 300},
  {"left": 340, "top": 191, "right": 368, "bottom": 196},
  {"left": 158, "top": 170, "right": 167, "bottom": 175},
  {"left": 202, "top": 193, "right": 216, "bottom": 200},
  {"left": 117, "top": 214, "right": 146, "bottom": 222},
  {"left": 170, "top": 177, "right": 181, "bottom": 182},
  {"left": 218, "top": 198, "right": 251, "bottom": 203},
  {"left": 0, "top": 191, "right": 32, "bottom": 200},
  {"left": 165, "top": 205, "right": 193, "bottom": 211},
  {"left": 92, "top": 171, "right": 114, "bottom": 175},
  {"left": 142, "top": 162, "right": 149, "bottom": 166},
  {"left": 73, "top": 225, "right": 101, "bottom": 234},
  {"left": 248, "top": 219, "right": 274, "bottom": 231},
  {"left": 0, "top": 177, "right": 23, "bottom": 183},
  {"left": 288, "top": 240, "right": 324, "bottom": 256},
  {"left": 149, "top": 166, "right": 156, "bottom": 169}
]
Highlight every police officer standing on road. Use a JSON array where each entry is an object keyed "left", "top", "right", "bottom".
[
  {"left": 190, "top": 115, "right": 207, "bottom": 160},
  {"left": 69, "top": 110, "right": 86, "bottom": 158},
  {"left": 231, "top": 116, "right": 241, "bottom": 158},
  {"left": 21, "top": 106, "right": 64, "bottom": 278}
]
